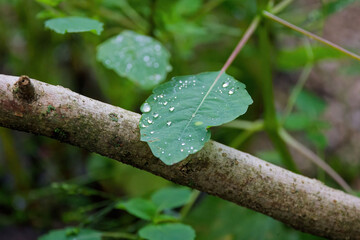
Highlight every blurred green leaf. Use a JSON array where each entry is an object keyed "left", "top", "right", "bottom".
[
  {"left": 139, "top": 71, "right": 252, "bottom": 165},
  {"left": 139, "top": 223, "right": 195, "bottom": 240},
  {"left": 97, "top": 30, "right": 171, "bottom": 89},
  {"left": 256, "top": 150, "right": 283, "bottom": 166},
  {"left": 310, "top": 0, "right": 356, "bottom": 21},
  {"left": 153, "top": 214, "right": 179, "bottom": 224},
  {"left": 295, "top": 90, "right": 326, "bottom": 118},
  {"left": 39, "top": 227, "right": 101, "bottom": 240},
  {"left": 174, "top": 0, "right": 202, "bottom": 16},
  {"left": 117, "top": 198, "right": 157, "bottom": 221},
  {"left": 306, "top": 130, "right": 328, "bottom": 150},
  {"left": 151, "top": 187, "right": 192, "bottom": 211},
  {"left": 284, "top": 113, "right": 313, "bottom": 131},
  {"left": 36, "top": 0, "right": 63, "bottom": 7},
  {"left": 45, "top": 17, "right": 104, "bottom": 35},
  {"left": 186, "top": 196, "right": 324, "bottom": 240},
  {"left": 36, "top": 9, "right": 64, "bottom": 19},
  {"left": 277, "top": 46, "right": 344, "bottom": 70}
]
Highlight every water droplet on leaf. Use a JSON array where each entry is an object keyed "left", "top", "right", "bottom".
[{"left": 140, "top": 102, "right": 151, "bottom": 113}]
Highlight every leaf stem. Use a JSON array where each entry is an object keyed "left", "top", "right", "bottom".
[
  {"left": 223, "top": 119, "right": 264, "bottom": 130},
  {"left": 180, "top": 190, "right": 201, "bottom": 219},
  {"left": 258, "top": 20, "right": 299, "bottom": 173},
  {"left": 271, "top": 0, "right": 294, "bottom": 14},
  {"left": 263, "top": 11, "right": 360, "bottom": 61},
  {"left": 283, "top": 39, "right": 314, "bottom": 119},
  {"left": 183, "top": 15, "right": 261, "bottom": 135},
  {"left": 279, "top": 128, "right": 352, "bottom": 193},
  {"left": 219, "top": 16, "right": 261, "bottom": 74}
]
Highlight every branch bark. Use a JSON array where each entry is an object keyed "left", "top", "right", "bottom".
[{"left": 0, "top": 74, "right": 359, "bottom": 239}]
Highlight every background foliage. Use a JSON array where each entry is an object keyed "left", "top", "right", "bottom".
[{"left": 0, "top": 0, "right": 359, "bottom": 239}]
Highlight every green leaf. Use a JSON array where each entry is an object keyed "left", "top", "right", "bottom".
[
  {"left": 295, "top": 90, "right": 326, "bottom": 118},
  {"left": 116, "top": 198, "right": 157, "bottom": 220},
  {"left": 277, "top": 46, "right": 344, "bottom": 70},
  {"left": 36, "top": 0, "right": 63, "bottom": 7},
  {"left": 139, "top": 223, "right": 195, "bottom": 240},
  {"left": 97, "top": 30, "right": 171, "bottom": 89},
  {"left": 153, "top": 214, "right": 179, "bottom": 224},
  {"left": 284, "top": 113, "right": 313, "bottom": 131},
  {"left": 151, "top": 187, "right": 192, "bottom": 211},
  {"left": 45, "top": 17, "right": 103, "bottom": 35},
  {"left": 139, "top": 71, "right": 252, "bottom": 165},
  {"left": 39, "top": 227, "right": 101, "bottom": 240}
]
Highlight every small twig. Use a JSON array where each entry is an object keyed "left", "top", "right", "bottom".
[
  {"left": 279, "top": 128, "right": 353, "bottom": 193},
  {"left": 263, "top": 11, "right": 360, "bottom": 61},
  {"left": 271, "top": 0, "right": 294, "bottom": 14},
  {"left": 283, "top": 39, "right": 314, "bottom": 119},
  {"left": 180, "top": 190, "right": 201, "bottom": 219}
]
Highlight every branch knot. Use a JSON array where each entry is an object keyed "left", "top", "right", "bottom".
[{"left": 13, "top": 75, "right": 36, "bottom": 102}]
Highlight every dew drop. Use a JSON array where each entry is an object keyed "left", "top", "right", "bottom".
[
  {"left": 190, "top": 146, "right": 194, "bottom": 150},
  {"left": 181, "top": 143, "right": 185, "bottom": 146},
  {"left": 153, "top": 113, "right": 159, "bottom": 118},
  {"left": 228, "top": 90, "right": 234, "bottom": 95},
  {"left": 126, "top": 63, "right": 133, "bottom": 72},
  {"left": 143, "top": 55, "right": 150, "bottom": 62},
  {"left": 167, "top": 121, "right": 172, "bottom": 126},
  {"left": 164, "top": 101, "right": 168, "bottom": 106},
  {"left": 155, "top": 44, "right": 161, "bottom": 51},
  {"left": 222, "top": 82, "right": 229, "bottom": 88},
  {"left": 147, "top": 119, "right": 153, "bottom": 124},
  {"left": 140, "top": 102, "right": 151, "bottom": 113},
  {"left": 181, "top": 149, "right": 184, "bottom": 152},
  {"left": 169, "top": 107, "right": 175, "bottom": 112},
  {"left": 150, "top": 131, "right": 154, "bottom": 134}
]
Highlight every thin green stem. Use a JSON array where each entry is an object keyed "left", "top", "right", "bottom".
[
  {"left": 258, "top": 20, "right": 298, "bottom": 173},
  {"left": 180, "top": 190, "right": 201, "bottom": 219},
  {"left": 182, "top": 15, "right": 261, "bottom": 136},
  {"left": 230, "top": 130, "right": 256, "bottom": 148},
  {"left": 194, "top": 0, "right": 226, "bottom": 20},
  {"left": 263, "top": 11, "right": 360, "bottom": 61},
  {"left": 279, "top": 128, "right": 353, "bottom": 193},
  {"left": 271, "top": 0, "right": 294, "bottom": 14},
  {"left": 283, "top": 40, "right": 314, "bottom": 119},
  {"left": 222, "top": 119, "right": 264, "bottom": 130},
  {"left": 117, "top": 1, "right": 148, "bottom": 32}
]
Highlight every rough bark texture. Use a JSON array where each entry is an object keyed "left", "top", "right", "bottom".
[{"left": 0, "top": 74, "right": 359, "bottom": 239}]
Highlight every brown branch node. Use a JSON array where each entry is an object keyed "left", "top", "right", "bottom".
[{"left": 13, "top": 75, "right": 36, "bottom": 102}]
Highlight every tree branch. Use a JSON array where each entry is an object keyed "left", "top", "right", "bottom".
[{"left": 0, "top": 74, "right": 359, "bottom": 239}]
